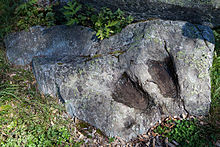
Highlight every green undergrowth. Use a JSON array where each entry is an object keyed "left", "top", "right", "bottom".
[
  {"left": 0, "top": 0, "right": 56, "bottom": 40},
  {"left": 0, "top": 0, "right": 133, "bottom": 41},
  {"left": 0, "top": 48, "right": 83, "bottom": 146},
  {"left": 154, "top": 118, "right": 217, "bottom": 146},
  {"left": 210, "top": 28, "right": 220, "bottom": 130},
  {"left": 0, "top": 0, "right": 21, "bottom": 39},
  {"left": 15, "top": 0, "right": 55, "bottom": 30}
]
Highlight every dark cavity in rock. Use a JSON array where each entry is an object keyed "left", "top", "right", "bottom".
[
  {"left": 112, "top": 73, "right": 149, "bottom": 110},
  {"left": 124, "top": 117, "right": 136, "bottom": 129},
  {"left": 148, "top": 57, "right": 179, "bottom": 98}
]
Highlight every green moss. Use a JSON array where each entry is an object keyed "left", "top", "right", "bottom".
[
  {"left": 96, "top": 128, "right": 105, "bottom": 136},
  {"left": 91, "top": 54, "right": 102, "bottom": 58},
  {"left": 108, "top": 50, "right": 125, "bottom": 55},
  {"left": 57, "top": 62, "right": 63, "bottom": 65}
]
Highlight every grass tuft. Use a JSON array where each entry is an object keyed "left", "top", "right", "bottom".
[{"left": 0, "top": 48, "right": 83, "bottom": 146}]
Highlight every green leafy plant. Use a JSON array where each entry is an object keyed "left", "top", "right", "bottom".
[
  {"left": 15, "top": 0, "right": 55, "bottom": 30},
  {"left": 62, "top": 1, "right": 133, "bottom": 40},
  {"left": 62, "top": 0, "right": 83, "bottom": 25},
  {"left": 62, "top": 0, "right": 95, "bottom": 26},
  {"left": 108, "top": 137, "right": 115, "bottom": 143},
  {"left": 92, "top": 8, "right": 133, "bottom": 40}
]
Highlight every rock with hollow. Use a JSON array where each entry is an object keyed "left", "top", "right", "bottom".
[{"left": 5, "top": 20, "right": 215, "bottom": 140}]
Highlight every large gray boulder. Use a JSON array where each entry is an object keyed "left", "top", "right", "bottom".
[
  {"left": 29, "top": 20, "right": 215, "bottom": 140},
  {"left": 79, "top": 0, "right": 220, "bottom": 28}
]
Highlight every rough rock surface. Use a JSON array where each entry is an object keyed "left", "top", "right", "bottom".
[
  {"left": 4, "top": 25, "right": 98, "bottom": 65},
  {"left": 78, "top": 0, "right": 220, "bottom": 28},
  {"left": 5, "top": 20, "right": 215, "bottom": 140}
]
